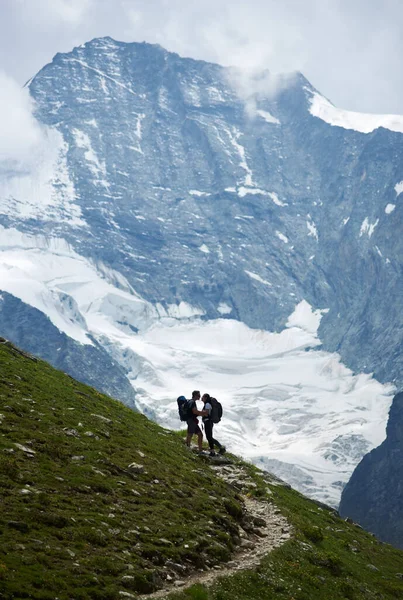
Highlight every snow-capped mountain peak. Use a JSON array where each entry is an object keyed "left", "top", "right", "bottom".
[{"left": 0, "top": 38, "right": 402, "bottom": 506}]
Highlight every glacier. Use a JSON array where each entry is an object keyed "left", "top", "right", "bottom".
[{"left": 0, "top": 36, "right": 403, "bottom": 505}]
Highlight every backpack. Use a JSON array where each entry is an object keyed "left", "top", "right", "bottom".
[
  {"left": 210, "top": 397, "right": 223, "bottom": 424},
  {"left": 177, "top": 396, "right": 193, "bottom": 421}
]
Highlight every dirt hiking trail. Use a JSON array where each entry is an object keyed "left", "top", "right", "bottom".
[{"left": 138, "top": 459, "right": 292, "bottom": 599}]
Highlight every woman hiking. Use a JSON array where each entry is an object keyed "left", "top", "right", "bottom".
[{"left": 201, "top": 393, "right": 226, "bottom": 457}]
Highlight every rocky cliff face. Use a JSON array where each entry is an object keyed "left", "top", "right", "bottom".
[
  {"left": 3, "top": 37, "right": 401, "bottom": 385},
  {"left": 339, "top": 392, "right": 403, "bottom": 549}
]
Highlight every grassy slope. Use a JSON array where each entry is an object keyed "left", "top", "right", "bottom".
[
  {"left": 0, "top": 340, "right": 403, "bottom": 600},
  {"left": 0, "top": 340, "right": 243, "bottom": 599},
  {"left": 170, "top": 461, "right": 403, "bottom": 600}
]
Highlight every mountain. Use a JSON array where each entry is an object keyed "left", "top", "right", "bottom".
[
  {"left": 339, "top": 392, "right": 403, "bottom": 549},
  {"left": 1, "top": 36, "right": 402, "bottom": 505},
  {"left": 2, "top": 338, "right": 403, "bottom": 600}
]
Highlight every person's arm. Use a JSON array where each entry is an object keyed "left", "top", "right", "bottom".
[
  {"left": 200, "top": 402, "right": 211, "bottom": 417},
  {"left": 192, "top": 406, "right": 208, "bottom": 416}
]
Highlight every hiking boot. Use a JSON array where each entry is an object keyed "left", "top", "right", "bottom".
[
  {"left": 218, "top": 446, "right": 226, "bottom": 455},
  {"left": 209, "top": 451, "right": 216, "bottom": 457}
]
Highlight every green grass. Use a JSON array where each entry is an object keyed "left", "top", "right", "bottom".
[{"left": 1, "top": 338, "right": 403, "bottom": 599}]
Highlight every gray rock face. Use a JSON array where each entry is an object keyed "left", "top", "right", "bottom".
[{"left": 339, "top": 392, "right": 403, "bottom": 549}]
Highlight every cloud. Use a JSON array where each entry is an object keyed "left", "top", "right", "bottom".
[
  {"left": 114, "top": 0, "right": 403, "bottom": 113},
  {"left": 0, "top": 71, "right": 45, "bottom": 162},
  {"left": 1, "top": 0, "right": 403, "bottom": 114},
  {"left": 227, "top": 69, "right": 297, "bottom": 118},
  {"left": 15, "top": 0, "right": 93, "bottom": 25}
]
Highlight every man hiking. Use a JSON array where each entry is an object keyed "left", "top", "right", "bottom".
[
  {"left": 202, "top": 393, "right": 226, "bottom": 457},
  {"left": 186, "top": 390, "right": 206, "bottom": 453}
]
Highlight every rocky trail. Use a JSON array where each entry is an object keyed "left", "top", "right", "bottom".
[{"left": 138, "top": 458, "right": 292, "bottom": 599}]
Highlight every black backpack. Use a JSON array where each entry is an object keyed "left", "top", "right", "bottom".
[
  {"left": 210, "top": 397, "right": 223, "bottom": 424},
  {"left": 177, "top": 396, "right": 192, "bottom": 421}
]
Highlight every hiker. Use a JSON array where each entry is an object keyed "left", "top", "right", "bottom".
[
  {"left": 185, "top": 390, "right": 206, "bottom": 453},
  {"left": 202, "top": 393, "right": 225, "bottom": 457}
]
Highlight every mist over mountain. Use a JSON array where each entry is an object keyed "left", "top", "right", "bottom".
[{"left": 0, "top": 36, "right": 402, "bottom": 506}]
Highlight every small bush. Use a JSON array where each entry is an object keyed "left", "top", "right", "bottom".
[
  {"left": 223, "top": 498, "right": 243, "bottom": 520},
  {"left": 302, "top": 525, "right": 324, "bottom": 544},
  {"left": 339, "top": 581, "right": 356, "bottom": 599},
  {"left": 123, "top": 570, "right": 163, "bottom": 594},
  {"left": 81, "top": 528, "right": 109, "bottom": 547},
  {"left": 205, "top": 542, "right": 231, "bottom": 563},
  {"left": 140, "top": 545, "right": 165, "bottom": 565},
  {"left": 41, "top": 441, "right": 69, "bottom": 462},
  {"left": 33, "top": 511, "right": 69, "bottom": 529},
  {"left": 185, "top": 583, "right": 209, "bottom": 600},
  {"left": 0, "top": 457, "right": 19, "bottom": 481},
  {"left": 309, "top": 551, "right": 344, "bottom": 576},
  {"left": 91, "top": 482, "right": 112, "bottom": 494},
  {"left": 91, "top": 556, "right": 126, "bottom": 576}
]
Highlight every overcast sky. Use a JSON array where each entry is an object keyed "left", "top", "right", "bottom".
[{"left": 1, "top": 0, "right": 403, "bottom": 115}]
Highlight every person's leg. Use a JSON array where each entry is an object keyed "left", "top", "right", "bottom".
[
  {"left": 197, "top": 430, "right": 203, "bottom": 452},
  {"left": 186, "top": 420, "right": 195, "bottom": 447},
  {"left": 210, "top": 424, "right": 226, "bottom": 453},
  {"left": 204, "top": 421, "right": 214, "bottom": 451},
  {"left": 209, "top": 423, "right": 222, "bottom": 450}
]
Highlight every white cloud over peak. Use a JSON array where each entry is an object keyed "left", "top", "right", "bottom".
[
  {"left": 15, "top": 0, "right": 93, "bottom": 25},
  {"left": 2, "top": 0, "right": 403, "bottom": 114},
  {"left": 0, "top": 71, "right": 45, "bottom": 162}
]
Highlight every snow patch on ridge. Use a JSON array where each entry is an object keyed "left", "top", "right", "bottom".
[
  {"left": 156, "top": 302, "right": 205, "bottom": 320},
  {"left": 245, "top": 270, "right": 272, "bottom": 287},
  {"left": 72, "top": 128, "right": 107, "bottom": 180},
  {"left": 309, "top": 92, "right": 403, "bottom": 134},
  {"left": 227, "top": 127, "right": 253, "bottom": 186},
  {"left": 235, "top": 187, "right": 287, "bottom": 206},
  {"left": 360, "top": 217, "right": 379, "bottom": 238},
  {"left": 189, "top": 190, "right": 211, "bottom": 197},
  {"left": 307, "top": 218, "right": 318, "bottom": 240},
  {"left": 286, "top": 299, "right": 327, "bottom": 335},
  {"left": 395, "top": 181, "right": 403, "bottom": 196},
  {"left": 269, "top": 192, "right": 287, "bottom": 207},
  {"left": 217, "top": 302, "right": 232, "bottom": 315},
  {"left": 276, "top": 231, "right": 289, "bottom": 243}
]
